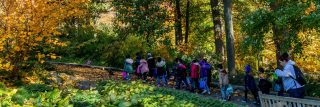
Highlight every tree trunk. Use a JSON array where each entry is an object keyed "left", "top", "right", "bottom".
[
  {"left": 270, "top": 1, "right": 282, "bottom": 68},
  {"left": 174, "top": 0, "right": 183, "bottom": 45},
  {"left": 185, "top": 0, "right": 190, "bottom": 44},
  {"left": 210, "top": 0, "right": 224, "bottom": 62},
  {"left": 272, "top": 26, "right": 282, "bottom": 68},
  {"left": 223, "top": 0, "right": 235, "bottom": 75}
]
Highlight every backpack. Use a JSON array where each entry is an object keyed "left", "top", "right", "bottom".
[
  {"left": 291, "top": 65, "right": 306, "bottom": 86},
  {"left": 177, "top": 64, "right": 187, "bottom": 77}
]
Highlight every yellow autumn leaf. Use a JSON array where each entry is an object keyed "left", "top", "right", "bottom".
[
  {"left": 4, "top": 62, "right": 10, "bottom": 69},
  {"left": 9, "top": 66, "right": 13, "bottom": 71},
  {"left": 53, "top": 31, "right": 61, "bottom": 35},
  {"left": 40, "top": 60, "right": 45, "bottom": 64},
  {"left": 27, "top": 32, "right": 32, "bottom": 35},
  {"left": 14, "top": 46, "right": 21, "bottom": 51},
  {"left": 0, "top": 0, "right": 89, "bottom": 71},
  {"left": 50, "top": 55, "right": 57, "bottom": 59},
  {"left": 24, "top": 57, "right": 28, "bottom": 61}
]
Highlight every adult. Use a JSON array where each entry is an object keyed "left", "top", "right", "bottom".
[{"left": 275, "top": 52, "right": 305, "bottom": 98}]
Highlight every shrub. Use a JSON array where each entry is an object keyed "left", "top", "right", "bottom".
[
  {"left": 11, "top": 88, "right": 35, "bottom": 105},
  {"left": 71, "top": 90, "right": 101, "bottom": 107},
  {"left": 24, "top": 84, "right": 53, "bottom": 92}
]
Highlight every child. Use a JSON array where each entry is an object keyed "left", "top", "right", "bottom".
[
  {"left": 243, "top": 65, "right": 259, "bottom": 104},
  {"left": 190, "top": 59, "right": 200, "bottom": 92},
  {"left": 135, "top": 52, "right": 141, "bottom": 76},
  {"left": 273, "top": 73, "right": 284, "bottom": 96},
  {"left": 147, "top": 53, "right": 156, "bottom": 79},
  {"left": 137, "top": 59, "right": 149, "bottom": 82},
  {"left": 124, "top": 55, "right": 134, "bottom": 80},
  {"left": 175, "top": 58, "right": 189, "bottom": 89},
  {"left": 156, "top": 57, "right": 167, "bottom": 87},
  {"left": 258, "top": 67, "right": 272, "bottom": 94},
  {"left": 218, "top": 64, "right": 230, "bottom": 101},
  {"left": 199, "top": 60, "right": 211, "bottom": 95}
]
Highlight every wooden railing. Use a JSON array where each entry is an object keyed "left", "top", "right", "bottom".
[{"left": 259, "top": 91, "right": 320, "bottom": 107}]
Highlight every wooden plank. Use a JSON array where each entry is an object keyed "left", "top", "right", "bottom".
[
  {"left": 268, "top": 99, "right": 272, "bottom": 107},
  {"left": 263, "top": 99, "right": 267, "bottom": 107},
  {"left": 260, "top": 94, "right": 320, "bottom": 105},
  {"left": 273, "top": 99, "right": 277, "bottom": 107},
  {"left": 270, "top": 99, "right": 273, "bottom": 107},
  {"left": 297, "top": 103, "right": 302, "bottom": 107}
]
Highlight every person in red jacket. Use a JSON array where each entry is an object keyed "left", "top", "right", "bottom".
[
  {"left": 175, "top": 58, "right": 189, "bottom": 89},
  {"left": 190, "top": 59, "right": 200, "bottom": 92}
]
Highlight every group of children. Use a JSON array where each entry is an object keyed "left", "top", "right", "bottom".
[
  {"left": 122, "top": 53, "right": 232, "bottom": 100},
  {"left": 122, "top": 52, "right": 306, "bottom": 103},
  {"left": 179, "top": 58, "right": 212, "bottom": 95}
]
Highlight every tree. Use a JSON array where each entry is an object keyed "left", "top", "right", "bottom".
[
  {"left": 185, "top": 0, "right": 191, "bottom": 44},
  {"left": 0, "top": 0, "right": 88, "bottom": 72},
  {"left": 174, "top": 0, "right": 183, "bottom": 45},
  {"left": 223, "top": 0, "right": 235, "bottom": 74},
  {"left": 241, "top": 1, "right": 319, "bottom": 67},
  {"left": 112, "top": 0, "right": 169, "bottom": 44},
  {"left": 210, "top": 0, "right": 224, "bottom": 62}
]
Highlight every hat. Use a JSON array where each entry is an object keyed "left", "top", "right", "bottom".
[{"left": 245, "top": 65, "right": 251, "bottom": 73}]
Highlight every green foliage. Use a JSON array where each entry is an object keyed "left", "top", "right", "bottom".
[
  {"left": 303, "top": 2, "right": 320, "bottom": 31},
  {"left": 97, "top": 80, "right": 239, "bottom": 107},
  {"left": 0, "top": 80, "right": 240, "bottom": 106},
  {"left": 241, "top": 9, "right": 271, "bottom": 55},
  {"left": 0, "top": 82, "right": 5, "bottom": 89},
  {"left": 11, "top": 88, "right": 35, "bottom": 105},
  {"left": 305, "top": 76, "right": 320, "bottom": 97},
  {"left": 89, "top": 2, "right": 112, "bottom": 17},
  {"left": 34, "top": 89, "right": 72, "bottom": 107},
  {"left": 101, "top": 35, "right": 148, "bottom": 67},
  {"left": 112, "top": 0, "right": 169, "bottom": 42},
  {"left": 71, "top": 90, "right": 101, "bottom": 107},
  {"left": 56, "top": 24, "right": 150, "bottom": 67},
  {"left": 240, "top": 1, "right": 320, "bottom": 68},
  {"left": 24, "top": 84, "right": 54, "bottom": 92}
]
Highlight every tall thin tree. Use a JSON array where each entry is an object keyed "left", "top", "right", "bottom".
[
  {"left": 210, "top": 0, "right": 224, "bottom": 62},
  {"left": 223, "top": 0, "right": 235, "bottom": 74},
  {"left": 174, "top": 0, "right": 183, "bottom": 45},
  {"left": 185, "top": 0, "right": 191, "bottom": 44}
]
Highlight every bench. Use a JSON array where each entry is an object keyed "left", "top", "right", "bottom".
[{"left": 259, "top": 91, "right": 320, "bottom": 107}]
